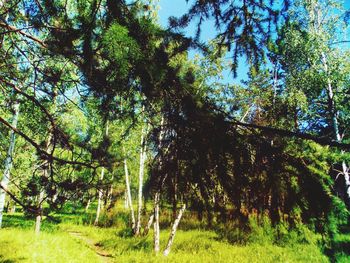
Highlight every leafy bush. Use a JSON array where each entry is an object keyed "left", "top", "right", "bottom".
[{"left": 248, "top": 213, "right": 275, "bottom": 245}]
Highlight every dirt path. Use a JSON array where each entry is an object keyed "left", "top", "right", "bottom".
[{"left": 68, "top": 231, "right": 113, "bottom": 263}]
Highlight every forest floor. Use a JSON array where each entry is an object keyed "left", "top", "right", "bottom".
[{"left": 0, "top": 208, "right": 348, "bottom": 263}]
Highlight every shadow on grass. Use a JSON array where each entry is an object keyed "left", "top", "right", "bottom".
[
  {"left": 2, "top": 213, "right": 59, "bottom": 232},
  {"left": 0, "top": 254, "right": 26, "bottom": 262},
  {"left": 2, "top": 214, "right": 34, "bottom": 229}
]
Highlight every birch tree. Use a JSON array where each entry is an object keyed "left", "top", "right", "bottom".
[
  {"left": 278, "top": 0, "right": 350, "bottom": 200},
  {"left": 123, "top": 147, "right": 136, "bottom": 230},
  {"left": 153, "top": 116, "right": 165, "bottom": 252},
  {"left": 135, "top": 113, "right": 149, "bottom": 235},
  {"left": 35, "top": 87, "right": 59, "bottom": 234},
  {"left": 0, "top": 99, "right": 20, "bottom": 228},
  {"left": 307, "top": 0, "right": 350, "bottom": 200},
  {"left": 94, "top": 120, "right": 109, "bottom": 225},
  {"left": 163, "top": 203, "right": 186, "bottom": 256}
]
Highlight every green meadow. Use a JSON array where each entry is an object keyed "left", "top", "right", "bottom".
[{"left": 1, "top": 204, "right": 349, "bottom": 262}]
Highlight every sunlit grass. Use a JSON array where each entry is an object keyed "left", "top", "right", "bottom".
[
  {"left": 0, "top": 209, "right": 346, "bottom": 263},
  {"left": 0, "top": 228, "right": 100, "bottom": 263},
  {"left": 60, "top": 219, "right": 329, "bottom": 263}
]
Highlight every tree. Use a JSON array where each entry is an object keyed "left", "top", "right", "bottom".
[
  {"left": 0, "top": 98, "right": 20, "bottom": 228},
  {"left": 273, "top": 0, "right": 350, "bottom": 203},
  {"left": 0, "top": 0, "right": 349, "bottom": 254}
]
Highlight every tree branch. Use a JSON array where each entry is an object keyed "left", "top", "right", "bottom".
[
  {"left": 0, "top": 77, "right": 57, "bottom": 139},
  {"left": 0, "top": 115, "right": 97, "bottom": 168},
  {"left": 0, "top": 21, "right": 47, "bottom": 48},
  {"left": 231, "top": 120, "right": 350, "bottom": 150},
  {"left": 0, "top": 182, "right": 39, "bottom": 214}
]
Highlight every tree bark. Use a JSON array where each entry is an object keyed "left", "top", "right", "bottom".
[
  {"left": 153, "top": 116, "right": 166, "bottom": 252},
  {"left": 0, "top": 99, "right": 20, "bottom": 228},
  {"left": 321, "top": 52, "right": 350, "bottom": 200},
  {"left": 153, "top": 192, "right": 160, "bottom": 253},
  {"left": 163, "top": 203, "right": 186, "bottom": 256},
  {"left": 123, "top": 149, "right": 136, "bottom": 230},
  {"left": 172, "top": 177, "right": 178, "bottom": 220},
  {"left": 143, "top": 213, "right": 154, "bottom": 236},
  {"left": 106, "top": 174, "right": 114, "bottom": 206},
  {"left": 85, "top": 198, "right": 91, "bottom": 212},
  {"left": 94, "top": 121, "right": 109, "bottom": 225},
  {"left": 35, "top": 190, "right": 44, "bottom": 235},
  {"left": 35, "top": 149, "right": 50, "bottom": 233},
  {"left": 135, "top": 120, "right": 148, "bottom": 235},
  {"left": 94, "top": 166, "right": 105, "bottom": 225}
]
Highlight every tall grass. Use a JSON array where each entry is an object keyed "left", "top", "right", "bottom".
[{"left": 0, "top": 204, "right": 345, "bottom": 262}]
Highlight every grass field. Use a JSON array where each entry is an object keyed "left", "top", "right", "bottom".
[{"left": 0, "top": 207, "right": 348, "bottom": 262}]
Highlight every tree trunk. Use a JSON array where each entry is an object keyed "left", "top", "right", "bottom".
[
  {"left": 0, "top": 99, "right": 20, "bottom": 228},
  {"left": 123, "top": 151, "right": 136, "bottom": 230},
  {"left": 153, "top": 116, "right": 166, "bottom": 252},
  {"left": 153, "top": 192, "right": 160, "bottom": 253},
  {"left": 172, "top": 173, "right": 178, "bottom": 220},
  {"left": 163, "top": 203, "right": 186, "bottom": 256},
  {"left": 321, "top": 52, "right": 350, "bottom": 199},
  {"left": 94, "top": 121, "right": 109, "bottom": 225},
  {"left": 94, "top": 166, "right": 105, "bottom": 225},
  {"left": 35, "top": 190, "right": 44, "bottom": 234},
  {"left": 107, "top": 175, "right": 114, "bottom": 206},
  {"left": 309, "top": 1, "right": 350, "bottom": 201},
  {"left": 143, "top": 213, "right": 154, "bottom": 236},
  {"left": 124, "top": 191, "right": 129, "bottom": 209},
  {"left": 35, "top": 156, "right": 50, "bottom": 233},
  {"left": 85, "top": 198, "right": 91, "bottom": 212},
  {"left": 135, "top": 121, "right": 148, "bottom": 235}
]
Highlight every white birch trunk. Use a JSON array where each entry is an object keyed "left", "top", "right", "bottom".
[
  {"left": 153, "top": 192, "right": 160, "bottom": 253},
  {"left": 94, "top": 121, "right": 109, "bottom": 225},
  {"left": 124, "top": 191, "right": 129, "bottom": 209},
  {"left": 35, "top": 190, "right": 44, "bottom": 234},
  {"left": 321, "top": 52, "right": 350, "bottom": 199},
  {"left": 309, "top": 3, "right": 350, "bottom": 200},
  {"left": 107, "top": 175, "right": 114, "bottom": 206},
  {"left": 35, "top": 121, "right": 54, "bottom": 233},
  {"left": 85, "top": 198, "right": 91, "bottom": 212},
  {"left": 123, "top": 151, "right": 135, "bottom": 230},
  {"left": 135, "top": 121, "right": 148, "bottom": 235},
  {"left": 120, "top": 98, "right": 136, "bottom": 230},
  {"left": 153, "top": 116, "right": 165, "bottom": 252},
  {"left": 94, "top": 166, "right": 105, "bottom": 225},
  {"left": 35, "top": 159, "right": 49, "bottom": 233},
  {"left": 0, "top": 100, "right": 20, "bottom": 228},
  {"left": 163, "top": 203, "right": 186, "bottom": 256},
  {"left": 143, "top": 213, "right": 154, "bottom": 236}
]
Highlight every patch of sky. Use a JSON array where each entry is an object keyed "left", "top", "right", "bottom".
[{"left": 157, "top": 0, "right": 248, "bottom": 86}]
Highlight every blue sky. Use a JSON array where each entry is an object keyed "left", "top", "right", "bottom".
[
  {"left": 157, "top": 0, "right": 350, "bottom": 86},
  {"left": 157, "top": 0, "right": 246, "bottom": 85}
]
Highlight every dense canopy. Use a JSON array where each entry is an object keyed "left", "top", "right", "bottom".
[{"left": 0, "top": 0, "right": 350, "bottom": 261}]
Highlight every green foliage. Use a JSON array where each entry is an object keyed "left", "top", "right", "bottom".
[
  {"left": 247, "top": 214, "right": 275, "bottom": 245},
  {"left": 103, "top": 23, "right": 142, "bottom": 80},
  {"left": 0, "top": 1, "right": 350, "bottom": 261}
]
